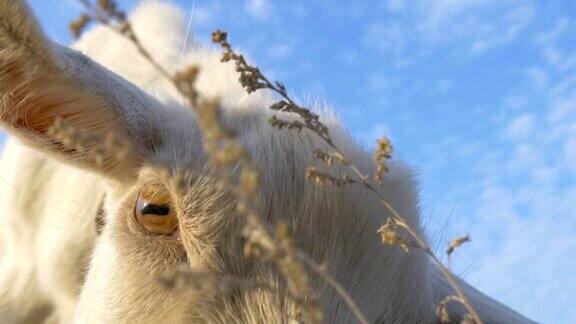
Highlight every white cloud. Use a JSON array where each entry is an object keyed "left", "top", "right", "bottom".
[
  {"left": 503, "top": 95, "right": 528, "bottom": 111},
  {"left": 535, "top": 17, "right": 570, "bottom": 45},
  {"left": 534, "top": 17, "right": 576, "bottom": 74},
  {"left": 189, "top": 5, "right": 215, "bottom": 27},
  {"left": 543, "top": 45, "right": 563, "bottom": 66},
  {"left": 504, "top": 113, "right": 535, "bottom": 139},
  {"left": 450, "top": 80, "right": 576, "bottom": 324},
  {"left": 386, "top": 0, "right": 406, "bottom": 12},
  {"left": 362, "top": 22, "right": 407, "bottom": 55},
  {"left": 524, "top": 67, "right": 549, "bottom": 90},
  {"left": 448, "top": 176, "right": 576, "bottom": 323},
  {"left": 437, "top": 78, "right": 452, "bottom": 92},
  {"left": 416, "top": 0, "right": 531, "bottom": 42},
  {"left": 357, "top": 123, "right": 394, "bottom": 147},
  {"left": 365, "top": 73, "right": 401, "bottom": 100},
  {"left": 549, "top": 74, "right": 576, "bottom": 97},
  {"left": 244, "top": 0, "right": 273, "bottom": 21},
  {"left": 421, "top": 15, "right": 576, "bottom": 321},
  {"left": 547, "top": 91, "right": 576, "bottom": 123},
  {"left": 469, "top": 5, "right": 534, "bottom": 54},
  {"left": 364, "top": 0, "right": 535, "bottom": 61},
  {"left": 564, "top": 139, "right": 576, "bottom": 172},
  {"left": 265, "top": 42, "right": 294, "bottom": 60},
  {"left": 337, "top": 50, "right": 362, "bottom": 66},
  {"left": 415, "top": 0, "right": 493, "bottom": 33}
]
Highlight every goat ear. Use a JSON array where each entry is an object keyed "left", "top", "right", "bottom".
[{"left": 0, "top": 0, "right": 166, "bottom": 180}]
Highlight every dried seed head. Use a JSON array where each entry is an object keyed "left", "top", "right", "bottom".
[
  {"left": 446, "top": 235, "right": 471, "bottom": 257},
  {"left": 313, "top": 149, "right": 349, "bottom": 166},
  {"left": 377, "top": 218, "right": 415, "bottom": 253},
  {"left": 239, "top": 167, "right": 259, "bottom": 195},
  {"left": 305, "top": 167, "right": 354, "bottom": 186},
  {"left": 211, "top": 30, "right": 228, "bottom": 44},
  {"left": 436, "top": 295, "right": 459, "bottom": 323},
  {"left": 158, "top": 269, "right": 268, "bottom": 298},
  {"left": 275, "top": 221, "right": 324, "bottom": 324},
  {"left": 173, "top": 65, "right": 200, "bottom": 105},
  {"left": 374, "top": 137, "right": 393, "bottom": 183},
  {"left": 242, "top": 222, "right": 277, "bottom": 259},
  {"left": 69, "top": 14, "right": 91, "bottom": 39},
  {"left": 212, "top": 31, "right": 333, "bottom": 145},
  {"left": 98, "top": 0, "right": 120, "bottom": 16},
  {"left": 269, "top": 116, "right": 305, "bottom": 132},
  {"left": 47, "top": 117, "right": 134, "bottom": 168}
]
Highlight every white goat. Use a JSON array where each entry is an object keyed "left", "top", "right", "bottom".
[{"left": 0, "top": 1, "right": 535, "bottom": 323}]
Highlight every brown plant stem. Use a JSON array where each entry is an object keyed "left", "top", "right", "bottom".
[{"left": 212, "top": 31, "right": 483, "bottom": 324}]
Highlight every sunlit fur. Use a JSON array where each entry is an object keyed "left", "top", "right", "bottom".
[{"left": 0, "top": 1, "right": 533, "bottom": 323}]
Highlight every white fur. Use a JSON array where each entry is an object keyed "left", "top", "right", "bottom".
[{"left": 0, "top": 1, "right": 534, "bottom": 323}]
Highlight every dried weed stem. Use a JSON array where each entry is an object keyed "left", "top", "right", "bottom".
[
  {"left": 70, "top": 2, "right": 477, "bottom": 322},
  {"left": 212, "top": 30, "right": 480, "bottom": 323},
  {"left": 71, "top": 2, "right": 367, "bottom": 323}
]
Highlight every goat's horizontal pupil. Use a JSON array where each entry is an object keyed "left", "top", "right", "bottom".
[{"left": 140, "top": 203, "right": 170, "bottom": 216}]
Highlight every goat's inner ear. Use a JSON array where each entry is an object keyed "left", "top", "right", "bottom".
[{"left": 0, "top": 1, "right": 169, "bottom": 180}]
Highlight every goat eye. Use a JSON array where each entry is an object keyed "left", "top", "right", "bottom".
[{"left": 134, "top": 193, "right": 178, "bottom": 235}]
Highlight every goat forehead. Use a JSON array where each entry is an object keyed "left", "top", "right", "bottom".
[
  {"left": 141, "top": 113, "right": 203, "bottom": 166},
  {"left": 141, "top": 102, "right": 268, "bottom": 175},
  {"left": 135, "top": 164, "right": 219, "bottom": 206}
]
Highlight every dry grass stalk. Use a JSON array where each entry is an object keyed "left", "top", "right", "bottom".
[
  {"left": 374, "top": 137, "right": 392, "bottom": 184},
  {"left": 376, "top": 218, "right": 417, "bottom": 253},
  {"left": 436, "top": 295, "right": 476, "bottom": 324},
  {"left": 212, "top": 31, "right": 483, "bottom": 324},
  {"left": 167, "top": 46, "right": 325, "bottom": 323},
  {"left": 157, "top": 269, "right": 272, "bottom": 297},
  {"left": 47, "top": 117, "right": 132, "bottom": 167},
  {"left": 187, "top": 87, "right": 324, "bottom": 324},
  {"left": 69, "top": 14, "right": 91, "bottom": 39},
  {"left": 313, "top": 149, "right": 350, "bottom": 166},
  {"left": 212, "top": 30, "right": 333, "bottom": 147},
  {"left": 437, "top": 295, "right": 462, "bottom": 323},
  {"left": 446, "top": 235, "right": 471, "bottom": 269},
  {"left": 71, "top": 2, "right": 371, "bottom": 323},
  {"left": 305, "top": 167, "right": 355, "bottom": 187},
  {"left": 70, "top": 2, "right": 477, "bottom": 323}
]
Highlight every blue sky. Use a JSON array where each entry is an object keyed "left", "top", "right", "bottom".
[{"left": 23, "top": 1, "right": 576, "bottom": 323}]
